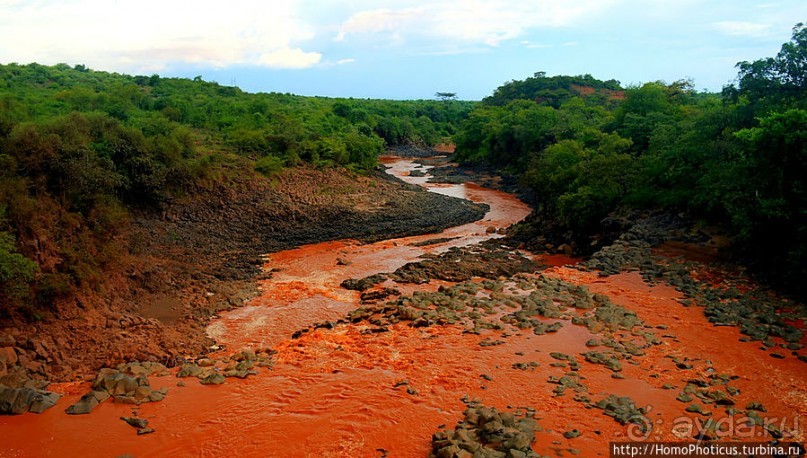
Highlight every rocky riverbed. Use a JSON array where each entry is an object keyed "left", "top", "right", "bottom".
[
  {"left": 0, "top": 154, "right": 804, "bottom": 458},
  {"left": 0, "top": 161, "right": 487, "bottom": 384}
]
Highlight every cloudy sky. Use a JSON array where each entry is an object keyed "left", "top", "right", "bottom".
[{"left": 1, "top": 0, "right": 804, "bottom": 99}]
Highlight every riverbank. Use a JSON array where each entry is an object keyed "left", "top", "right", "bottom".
[{"left": 0, "top": 158, "right": 488, "bottom": 384}]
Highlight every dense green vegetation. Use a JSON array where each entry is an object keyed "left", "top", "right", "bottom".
[
  {"left": 2, "top": 23, "right": 804, "bottom": 315},
  {"left": 455, "top": 24, "right": 806, "bottom": 298},
  {"left": 0, "top": 63, "right": 474, "bottom": 316}
]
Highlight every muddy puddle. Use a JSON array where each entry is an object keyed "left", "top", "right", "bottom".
[{"left": 0, "top": 156, "right": 804, "bottom": 457}]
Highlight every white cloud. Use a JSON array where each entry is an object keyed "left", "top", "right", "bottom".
[
  {"left": 334, "top": 0, "right": 616, "bottom": 50},
  {"left": 335, "top": 7, "right": 426, "bottom": 42},
  {"left": 258, "top": 48, "right": 322, "bottom": 69},
  {"left": 521, "top": 41, "right": 552, "bottom": 49},
  {"left": 713, "top": 21, "right": 772, "bottom": 37},
  {"left": 0, "top": 0, "right": 322, "bottom": 72},
  {"left": 319, "top": 57, "right": 357, "bottom": 68}
]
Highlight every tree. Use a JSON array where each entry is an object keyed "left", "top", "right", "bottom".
[
  {"left": 0, "top": 231, "right": 38, "bottom": 308},
  {"left": 732, "top": 23, "right": 807, "bottom": 108},
  {"left": 435, "top": 92, "right": 457, "bottom": 102}
]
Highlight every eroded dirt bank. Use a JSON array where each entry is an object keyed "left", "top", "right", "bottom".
[
  {"left": 0, "top": 156, "right": 804, "bottom": 458},
  {"left": 0, "top": 163, "right": 487, "bottom": 382}
]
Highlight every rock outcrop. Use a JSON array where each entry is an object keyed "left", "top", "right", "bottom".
[
  {"left": 65, "top": 364, "right": 168, "bottom": 415},
  {"left": 0, "top": 385, "right": 60, "bottom": 415}
]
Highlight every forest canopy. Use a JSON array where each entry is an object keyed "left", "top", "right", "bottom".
[{"left": 453, "top": 23, "right": 807, "bottom": 298}]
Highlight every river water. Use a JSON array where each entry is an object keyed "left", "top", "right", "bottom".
[{"left": 0, "top": 157, "right": 804, "bottom": 457}]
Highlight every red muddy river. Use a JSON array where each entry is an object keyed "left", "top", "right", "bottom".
[{"left": 0, "top": 157, "right": 804, "bottom": 457}]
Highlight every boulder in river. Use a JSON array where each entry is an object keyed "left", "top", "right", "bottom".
[
  {"left": 200, "top": 372, "right": 225, "bottom": 385},
  {"left": 430, "top": 405, "right": 541, "bottom": 458},
  {"left": 177, "top": 363, "right": 203, "bottom": 378},
  {"left": 65, "top": 390, "right": 109, "bottom": 415},
  {"left": 66, "top": 367, "right": 168, "bottom": 414},
  {"left": 0, "top": 385, "right": 61, "bottom": 415},
  {"left": 121, "top": 416, "right": 149, "bottom": 429}
]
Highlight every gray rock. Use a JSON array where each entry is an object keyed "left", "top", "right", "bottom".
[
  {"left": 121, "top": 416, "right": 149, "bottom": 429},
  {"left": 177, "top": 363, "right": 202, "bottom": 378},
  {"left": 0, "top": 385, "right": 22, "bottom": 414},
  {"left": 117, "top": 361, "right": 167, "bottom": 377},
  {"left": 563, "top": 429, "right": 581, "bottom": 439},
  {"left": 200, "top": 373, "right": 225, "bottom": 385},
  {"left": 196, "top": 358, "right": 215, "bottom": 367},
  {"left": 430, "top": 405, "right": 540, "bottom": 458},
  {"left": 148, "top": 387, "right": 168, "bottom": 402},
  {"left": 113, "top": 395, "right": 139, "bottom": 404},
  {"left": 0, "top": 385, "right": 57, "bottom": 415},
  {"left": 66, "top": 390, "right": 109, "bottom": 415},
  {"left": 28, "top": 391, "right": 61, "bottom": 414}
]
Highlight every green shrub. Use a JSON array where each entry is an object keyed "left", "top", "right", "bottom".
[
  {"left": 254, "top": 155, "right": 284, "bottom": 178},
  {"left": 0, "top": 231, "right": 38, "bottom": 305}
]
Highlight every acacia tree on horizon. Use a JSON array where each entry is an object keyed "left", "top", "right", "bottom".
[{"left": 435, "top": 92, "right": 457, "bottom": 101}]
